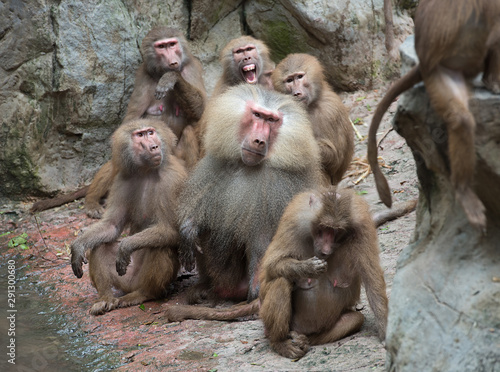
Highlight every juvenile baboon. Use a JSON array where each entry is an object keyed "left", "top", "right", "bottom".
[
  {"left": 273, "top": 53, "right": 354, "bottom": 185},
  {"left": 368, "top": 0, "right": 500, "bottom": 230},
  {"left": 259, "top": 187, "right": 388, "bottom": 358},
  {"left": 178, "top": 84, "right": 322, "bottom": 304},
  {"left": 71, "top": 119, "right": 187, "bottom": 315}
]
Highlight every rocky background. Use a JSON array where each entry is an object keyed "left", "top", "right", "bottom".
[{"left": 0, "top": 0, "right": 414, "bottom": 199}]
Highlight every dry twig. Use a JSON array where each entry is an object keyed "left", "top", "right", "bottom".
[
  {"left": 349, "top": 118, "right": 364, "bottom": 141},
  {"left": 377, "top": 127, "right": 393, "bottom": 147}
]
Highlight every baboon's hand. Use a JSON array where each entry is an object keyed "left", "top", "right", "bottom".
[
  {"left": 85, "top": 205, "right": 105, "bottom": 219},
  {"left": 71, "top": 243, "right": 87, "bottom": 278},
  {"left": 155, "top": 72, "right": 177, "bottom": 99},
  {"left": 303, "top": 256, "right": 327, "bottom": 277},
  {"left": 115, "top": 252, "right": 131, "bottom": 276},
  {"left": 115, "top": 239, "right": 132, "bottom": 276}
]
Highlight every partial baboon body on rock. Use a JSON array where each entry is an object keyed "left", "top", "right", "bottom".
[
  {"left": 272, "top": 53, "right": 354, "bottom": 185},
  {"left": 70, "top": 119, "right": 187, "bottom": 315},
  {"left": 368, "top": 0, "right": 500, "bottom": 231},
  {"left": 178, "top": 84, "right": 322, "bottom": 304}
]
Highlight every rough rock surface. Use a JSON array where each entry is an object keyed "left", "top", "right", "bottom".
[
  {"left": 246, "top": 0, "right": 413, "bottom": 90},
  {"left": 0, "top": 0, "right": 413, "bottom": 198},
  {"left": 385, "top": 37, "right": 500, "bottom": 372}
]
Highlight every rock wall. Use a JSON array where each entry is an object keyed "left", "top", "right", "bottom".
[
  {"left": 246, "top": 0, "right": 413, "bottom": 90},
  {"left": 0, "top": 0, "right": 413, "bottom": 198},
  {"left": 385, "top": 37, "right": 500, "bottom": 372}
]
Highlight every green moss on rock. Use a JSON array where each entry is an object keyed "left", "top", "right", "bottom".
[
  {"left": 261, "top": 20, "right": 306, "bottom": 62},
  {"left": 0, "top": 149, "right": 43, "bottom": 198}
]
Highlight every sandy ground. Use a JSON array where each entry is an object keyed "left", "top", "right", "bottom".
[{"left": 0, "top": 82, "right": 420, "bottom": 371}]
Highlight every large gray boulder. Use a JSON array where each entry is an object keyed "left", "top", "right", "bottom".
[
  {"left": 0, "top": 0, "right": 413, "bottom": 198},
  {"left": 246, "top": 0, "right": 413, "bottom": 91},
  {"left": 385, "top": 37, "right": 500, "bottom": 372}
]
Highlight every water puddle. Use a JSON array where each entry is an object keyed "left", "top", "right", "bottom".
[{"left": 0, "top": 255, "right": 122, "bottom": 371}]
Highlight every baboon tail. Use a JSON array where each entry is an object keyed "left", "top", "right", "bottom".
[
  {"left": 30, "top": 186, "right": 89, "bottom": 213},
  {"left": 164, "top": 299, "right": 259, "bottom": 322},
  {"left": 367, "top": 66, "right": 422, "bottom": 208},
  {"left": 372, "top": 198, "right": 418, "bottom": 227}
]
